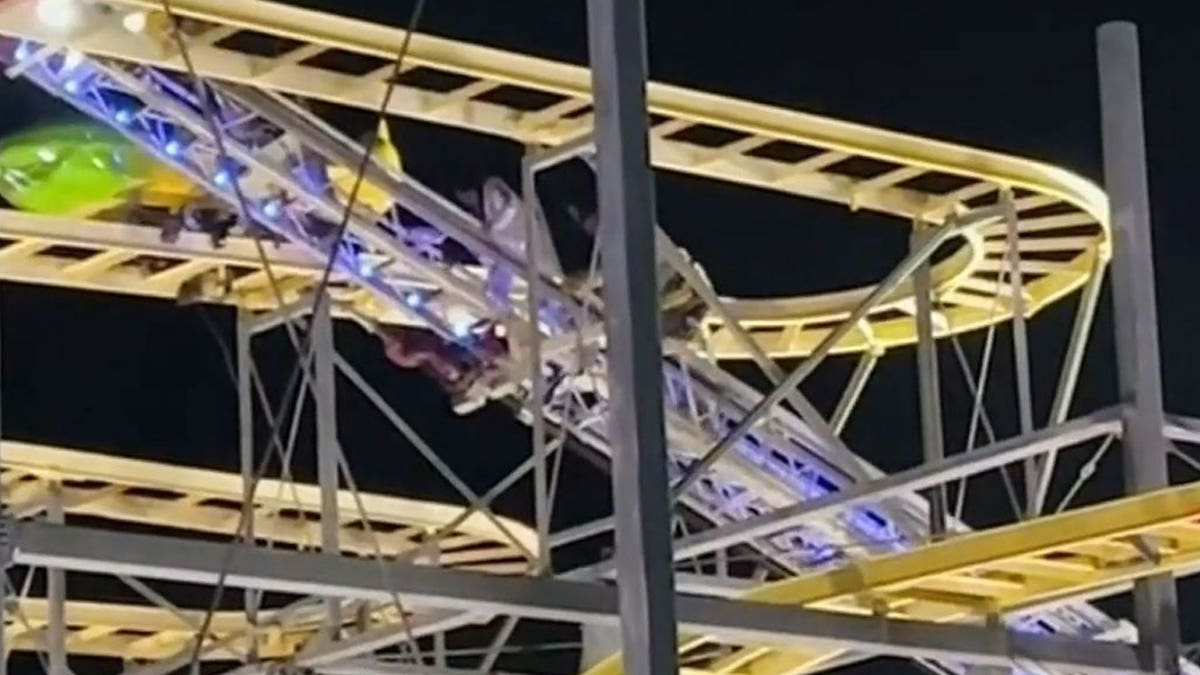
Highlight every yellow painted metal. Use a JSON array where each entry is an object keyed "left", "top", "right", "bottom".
[
  {"left": 0, "top": 0, "right": 1110, "bottom": 358},
  {"left": 327, "top": 118, "right": 405, "bottom": 216},
  {"left": 139, "top": 162, "right": 207, "bottom": 212},
  {"left": 4, "top": 598, "right": 314, "bottom": 660},
  {"left": 0, "top": 440, "right": 526, "bottom": 660},
  {"left": 2, "top": 597, "right": 461, "bottom": 661},
  {"left": 0, "top": 209, "right": 441, "bottom": 325},
  {"left": 1, "top": 440, "right": 537, "bottom": 571},
  {"left": 584, "top": 481, "right": 1200, "bottom": 675}
]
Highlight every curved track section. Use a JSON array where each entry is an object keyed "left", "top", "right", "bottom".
[{"left": 0, "top": 0, "right": 1109, "bottom": 360}]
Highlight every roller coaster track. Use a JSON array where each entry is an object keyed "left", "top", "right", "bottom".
[
  {"left": 0, "top": 0, "right": 1110, "bottom": 360},
  {"left": 0, "top": 2, "right": 1191, "bottom": 674},
  {"left": 1, "top": 441, "right": 525, "bottom": 659}
]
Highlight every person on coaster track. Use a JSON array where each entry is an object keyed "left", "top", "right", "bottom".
[
  {"left": 379, "top": 169, "right": 707, "bottom": 412},
  {"left": 375, "top": 176, "right": 561, "bottom": 414},
  {"left": 377, "top": 319, "right": 512, "bottom": 415}
]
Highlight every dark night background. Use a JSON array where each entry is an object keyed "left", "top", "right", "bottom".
[{"left": 1, "top": 1, "right": 1198, "bottom": 673}]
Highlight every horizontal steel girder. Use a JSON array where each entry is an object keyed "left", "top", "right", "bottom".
[
  {"left": 584, "top": 477, "right": 1200, "bottom": 675},
  {"left": 6, "top": 522, "right": 1148, "bottom": 673}
]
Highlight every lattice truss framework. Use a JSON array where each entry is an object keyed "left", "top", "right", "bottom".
[{"left": 0, "top": 1, "right": 1195, "bottom": 675}]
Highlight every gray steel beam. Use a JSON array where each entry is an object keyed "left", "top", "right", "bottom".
[
  {"left": 1165, "top": 415, "right": 1200, "bottom": 445},
  {"left": 913, "top": 226, "right": 948, "bottom": 538},
  {"left": 1030, "top": 258, "right": 1107, "bottom": 516},
  {"left": 235, "top": 309, "right": 262, "bottom": 655},
  {"left": 312, "top": 296, "right": 343, "bottom": 635},
  {"left": 586, "top": 1, "right": 679, "bottom": 674},
  {"left": 831, "top": 351, "right": 879, "bottom": 436},
  {"left": 521, "top": 152, "right": 551, "bottom": 573},
  {"left": 8, "top": 523, "right": 1147, "bottom": 673},
  {"left": 1, "top": 282, "right": 6, "bottom": 675},
  {"left": 47, "top": 485, "right": 66, "bottom": 675},
  {"left": 1000, "top": 191, "right": 1036, "bottom": 520},
  {"left": 1097, "top": 21, "right": 1182, "bottom": 673}
]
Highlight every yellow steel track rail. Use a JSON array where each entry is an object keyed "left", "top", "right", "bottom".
[
  {"left": 0, "top": 0, "right": 1110, "bottom": 358},
  {"left": 3, "top": 598, "right": 468, "bottom": 661},
  {"left": 0, "top": 209, "right": 444, "bottom": 325},
  {"left": 586, "top": 480, "right": 1200, "bottom": 675},
  {"left": 0, "top": 440, "right": 523, "bottom": 660},
  {"left": 1, "top": 440, "right": 537, "bottom": 572},
  {"left": 6, "top": 599, "right": 321, "bottom": 661}
]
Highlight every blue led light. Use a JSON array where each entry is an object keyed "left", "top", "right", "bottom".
[
  {"left": 452, "top": 321, "right": 472, "bottom": 339},
  {"left": 14, "top": 42, "right": 30, "bottom": 63},
  {"left": 114, "top": 108, "right": 135, "bottom": 126},
  {"left": 262, "top": 198, "right": 282, "bottom": 219},
  {"left": 214, "top": 168, "right": 232, "bottom": 187},
  {"left": 357, "top": 260, "right": 374, "bottom": 278},
  {"left": 63, "top": 79, "right": 80, "bottom": 94},
  {"left": 404, "top": 293, "right": 422, "bottom": 309},
  {"left": 164, "top": 139, "right": 182, "bottom": 157}
]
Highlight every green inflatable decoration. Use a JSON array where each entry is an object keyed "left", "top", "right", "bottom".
[{"left": 0, "top": 123, "right": 154, "bottom": 216}]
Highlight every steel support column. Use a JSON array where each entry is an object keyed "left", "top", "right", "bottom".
[
  {"left": 235, "top": 308, "right": 261, "bottom": 657},
  {"left": 1030, "top": 258, "right": 1107, "bottom": 516},
  {"left": 586, "top": 0, "right": 679, "bottom": 673},
  {"left": 1001, "top": 190, "right": 1037, "bottom": 519},
  {"left": 0, "top": 283, "right": 6, "bottom": 675},
  {"left": 831, "top": 350, "right": 879, "bottom": 436},
  {"left": 312, "top": 296, "right": 342, "bottom": 636},
  {"left": 521, "top": 152, "right": 551, "bottom": 573},
  {"left": 1097, "top": 21, "right": 1182, "bottom": 672},
  {"left": 913, "top": 225, "right": 948, "bottom": 538},
  {"left": 46, "top": 484, "right": 66, "bottom": 675}
]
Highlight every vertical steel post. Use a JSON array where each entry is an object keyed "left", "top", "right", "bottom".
[
  {"left": 0, "top": 285, "right": 6, "bottom": 675},
  {"left": 47, "top": 484, "right": 66, "bottom": 675},
  {"left": 1001, "top": 191, "right": 1037, "bottom": 518},
  {"left": 312, "top": 296, "right": 342, "bottom": 636},
  {"left": 913, "top": 226, "right": 948, "bottom": 539},
  {"left": 235, "top": 309, "right": 261, "bottom": 658},
  {"left": 1098, "top": 21, "right": 1181, "bottom": 673},
  {"left": 521, "top": 153, "right": 551, "bottom": 573},
  {"left": 586, "top": 0, "right": 680, "bottom": 673},
  {"left": 1030, "top": 258, "right": 1108, "bottom": 515}
]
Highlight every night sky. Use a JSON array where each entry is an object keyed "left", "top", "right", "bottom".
[{"left": 1, "top": 1, "right": 1198, "bottom": 673}]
